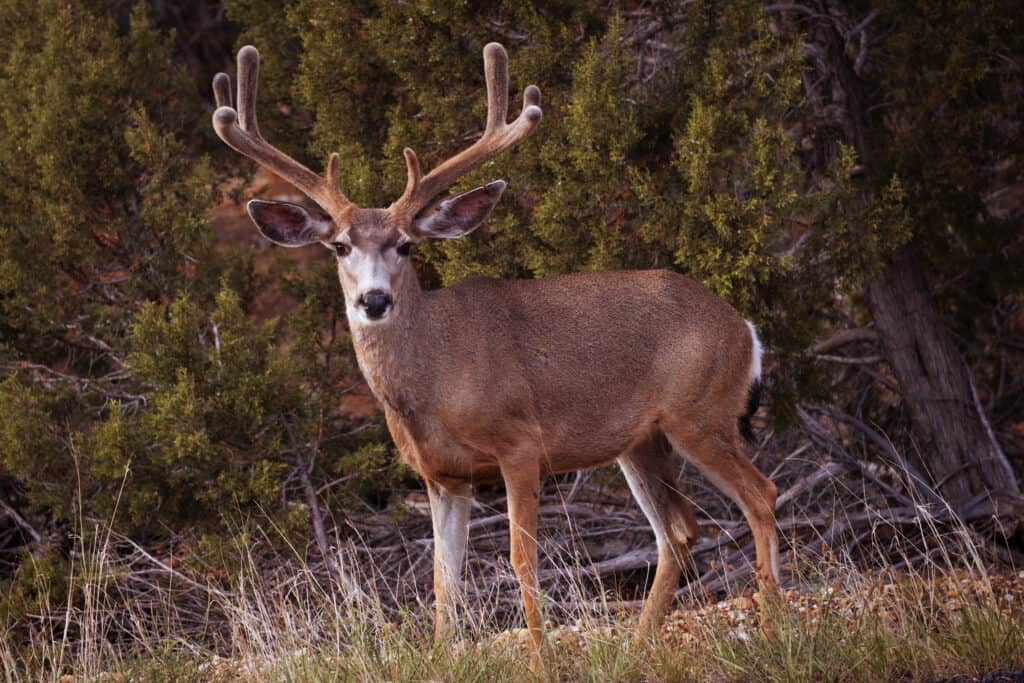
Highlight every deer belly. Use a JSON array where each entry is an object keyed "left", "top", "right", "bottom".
[{"left": 390, "top": 385, "right": 658, "bottom": 480}]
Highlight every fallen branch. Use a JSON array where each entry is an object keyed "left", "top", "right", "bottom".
[
  {"left": 103, "top": 527, "right": 231, "bottom": 600},
  {"left": 775, "top": 461, "right": 847, "bottom": 511},
  {"left": 0, "top": 496, "right": 41, "bottom": 545},
  {"left": 811, "top": 327, "right": 879, "bottom": 354}
]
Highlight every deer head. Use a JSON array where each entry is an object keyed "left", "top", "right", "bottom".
[{"left": 212, "top": 43, "right": 542, "bottom": 326}]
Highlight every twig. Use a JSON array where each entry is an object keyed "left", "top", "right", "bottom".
[
  {"left": 0, "top": 497, "right": 42, "bottom": 545},
  {"left": 774, "top": 461, "right": 846, "bottom": 511},
  {"left": 103, "top": 528, "right": 231, "bottom": 600},
  {"left": 811, "top": 327, "right": 879, "bottom": 354},
  {"left": 964, "top": 356, "right": 1018, "bottom": 493},
  {"left": 284, "top": 422, "right": 363, "bottom": 598}
]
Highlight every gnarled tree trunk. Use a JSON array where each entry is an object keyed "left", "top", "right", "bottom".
[
  {"left": 786, "top": 0, "right": 1021, "bottom": 514},
  {"left": 866, "top": 246, "right": 1019, "bottom": 513}
]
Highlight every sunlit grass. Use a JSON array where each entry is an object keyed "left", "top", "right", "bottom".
[
  {"left": 3, "top": 493, "right": 1023, "bottom": 682},
  {"left": 5, "top": 556, "right": 1023, "bottom": 682}
]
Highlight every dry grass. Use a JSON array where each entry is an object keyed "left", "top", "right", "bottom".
[
  {"left": 3, "top": 438, "right": 1023, "bottom": 682},
  {"left": 2, "top": 517, "right": 1021, "bottom": 682}
]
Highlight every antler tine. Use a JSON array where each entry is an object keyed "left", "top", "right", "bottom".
[
  {"left": 391, "top": 42, "right": 543, "bottom": 219},
  {"left": 212, "top": 72, "right": 232, "bottom": 108},
  {"left": 236, "top": 45, "right": 260, "bottom": 135},
  {"left": 483, "top": 42, "right": 510, "bottom": 135},
  {"left": 212, "top": 46, "right": 351, "bottom": 216}
]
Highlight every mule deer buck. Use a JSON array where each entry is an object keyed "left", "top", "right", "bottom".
[{"left": 212, "top": 42, "right": 779, "bottom": 669}]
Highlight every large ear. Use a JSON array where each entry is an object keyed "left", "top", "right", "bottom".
[
  {"left": 411, "top": 180, "right": 506, "bottom": 240},
  {"left": 246, "top": 199, "right": 334, "bottom": 247}
]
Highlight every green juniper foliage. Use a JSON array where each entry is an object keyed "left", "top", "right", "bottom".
[
  {"left": 0, "top": 0, "right": 218, "bottom": 522},
  {"left": 0, "top": 0, "right": 396, "bottom": 631}
]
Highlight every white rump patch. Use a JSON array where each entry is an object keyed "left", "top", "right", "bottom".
[{"left": 745, "top": 320, "right": 763, "bottom": 381}]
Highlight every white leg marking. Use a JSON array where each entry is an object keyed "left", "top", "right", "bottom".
[
  {"left": 618, "top": 456, "right": 667, "bottom": 550},
  {"left": 428, "top": 483, "right": 472, "bottom": 602},
  {"left": 769, "top": 537, "right": 780, "bottom": 583},
  {"left": 745, "top": 320, "right": 763, "bottom": 382}
]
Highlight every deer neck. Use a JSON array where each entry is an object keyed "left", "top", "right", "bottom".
[{"left": 348, "top": 272, "right": 427, "bottom": 418}]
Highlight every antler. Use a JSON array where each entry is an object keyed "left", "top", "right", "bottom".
[
  {"left": 212, "top": 46, "right": 352, "bottom": 216},
  {"left": 390, "top": 42, "right": 543, "bottom": 220}
]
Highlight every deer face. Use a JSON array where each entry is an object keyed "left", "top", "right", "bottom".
[
  {"left": 330, "top": 210, "right": 412, "bottom": 325},
  {"left": 246, "top": 180, "right": 506, "bottom": 327}
]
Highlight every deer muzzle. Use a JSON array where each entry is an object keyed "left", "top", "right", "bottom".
[{"left": 358, "top": 290, "right": 393, "bottom": 320}]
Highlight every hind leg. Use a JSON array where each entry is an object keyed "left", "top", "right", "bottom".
[
  {"left": 617, "top": 437, "right": 700, "bottom": 632},
  {"left": 662, "top": 419, "right": 780, "bottom": 592}
]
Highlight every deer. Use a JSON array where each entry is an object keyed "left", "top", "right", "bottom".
[{"left": 212, "top": 42, "right": 780, "bottom": 671}]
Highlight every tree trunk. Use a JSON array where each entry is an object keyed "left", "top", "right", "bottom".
[
  {"left": 790, "top": 0, "right": 1021, "bottom": 513},
  {"left": 865, "top": 246, "right": 1019, "bottom": 512}
]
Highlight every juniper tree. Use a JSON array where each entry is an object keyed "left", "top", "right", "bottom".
[
  {"left": 0, "top": 0, "right": 217, "bottom": 522},
  {"left": 0, "top": 0, "right": 395, "bottom": 624}
]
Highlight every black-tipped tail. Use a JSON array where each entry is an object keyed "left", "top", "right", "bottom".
[{"left": 739, "top": 379, "right": 762, "bottom": 443}]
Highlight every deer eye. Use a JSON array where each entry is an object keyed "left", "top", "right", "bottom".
[
  {"left": 333, "top": 242, "right": 351, "bottom": 257},
  {"left": 396, "top": 242, "right": 414, "bottom": 257}
]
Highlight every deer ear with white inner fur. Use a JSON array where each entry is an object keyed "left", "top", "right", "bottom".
[
  {"left": 246, "top": 199, "right": 334, "bottom": 247},
  {"left": 410, "top": 180, "right": 507, "bottom": 240}
]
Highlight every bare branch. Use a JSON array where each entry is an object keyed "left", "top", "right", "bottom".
[
  {"left": 811, "top": 327, "right": 879, "bottom": 354},
  {"left": 0, "top": 497, "right": 41, "bottom": 545}
]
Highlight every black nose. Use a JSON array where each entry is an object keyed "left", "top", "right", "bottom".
[{"left": 359, "top": 290, "right": 392, "bottom": 319}]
